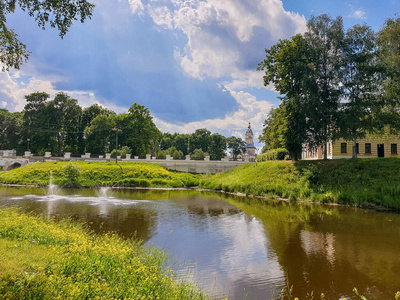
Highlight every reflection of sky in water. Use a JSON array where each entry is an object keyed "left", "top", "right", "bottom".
[
  {"left": 149, "top": 200, "right": 286, "bottom": 300},
  {"left": 3, "top": 187, "right": 400, "bottom": 299}
]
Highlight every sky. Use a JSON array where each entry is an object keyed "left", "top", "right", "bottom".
[{"left": 1, "top": 0, "right": 399, "bottom": 150}]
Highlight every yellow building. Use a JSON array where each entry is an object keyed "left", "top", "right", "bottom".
[{"left": 302, "top": 135, "right": 400, "bottom": 159}]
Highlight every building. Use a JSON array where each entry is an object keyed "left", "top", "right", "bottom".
[
  {"left": 244, "top": 122, "right": 257, "bottom": 161},
  {"left": 302, "top": 134, "right": 400, "bottom": 159}
]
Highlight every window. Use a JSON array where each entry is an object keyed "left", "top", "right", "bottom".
[
  {"left": 391, "top": 144, "right": 397, "bottom": 154},
  {"left": 356, "top": 143, "right": 359, "bottom": 154},
  {"left": 365, "top": 143, "right": 371, "bottom": 154},
  {"left": 341, "top": 143, "right": 347, "bottom": 153}
]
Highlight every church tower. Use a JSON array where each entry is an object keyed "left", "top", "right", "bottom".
[{"left": 244, "top": 121, "right": 256, "bottom": 159}]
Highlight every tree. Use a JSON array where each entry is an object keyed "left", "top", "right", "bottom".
[
  {"left": 337, "top": 24, "right": 381, "bottom": 158},
  {"left": 22, "top": 92, "right": 51, "bottom": 154},
  {"left": 209, "top": 133, "right": 226, "bottom": 160},
  {"left": 227, "top": 136, "right": 245, "bottom": 160},
  {"left": 84, "top": 114, "right": 115, "bottom": 155},
  {"left": 258, "top": 34, "right": 311, "bottom": 160},
  {"left": 121, "top": 103, "right": 160, "bottom": 156},
  {"left": 190, "top": 129, "right": 211, "bottom": 154},
  {"left": 0, "top": 109, "right": 22, "bottom": 151},
  {"left": 259, "top": 15, "right": 345, "bottom": 160},
  {"left": 259, "top": 106, "right": 287, "bottom": 152},
  {"left": 47, "top": 92, "right": 82, "bottom": 155},
  {"left": 0, "top": 0, "right": 94, "bottom": 71},
  {"left": 303, "top": 15, "right": 345, "bottom": 159},
  {"left": 191, "top": 148, "right": 208, "bottom": 160},
  {"left": 377, "top": 17, "right": 400, "bottom": 130}
]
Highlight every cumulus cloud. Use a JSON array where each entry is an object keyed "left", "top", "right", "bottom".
[
  {"left": 347, "top": 4, "right": 366, "bottom": 19},
  {"left": 130, "top": 0, "right": 306, "bottom": 89},
  {"left": 154, "top": 86, "right": 272, "bottom": 147},
  {"left": 0, "top": 68, "right": 128, "bottom": 114}
]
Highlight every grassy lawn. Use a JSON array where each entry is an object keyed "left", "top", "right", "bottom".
[
  {"left": 0, "top": 208, "right": 209, "bottom": 300},
  {"left": 0, "top": 161, "right": 202, "bottom": 188},
  {"left": 200, "top": 158, "right": 400, "bottom": 209}
]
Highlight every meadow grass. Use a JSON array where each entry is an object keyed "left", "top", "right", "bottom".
[
  {"left": 0, "top": 208, "right": 210, "bottom": 300},
  {"left": 0, "top": 161, "right": 201, "bottom": 188},
  {"left": 200, "top": 158, "right": 400, "bottom": 209}
]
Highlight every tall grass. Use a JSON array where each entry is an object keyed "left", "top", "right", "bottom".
[
  {"left": 0, "top": 208, "right": 209, "bottom": 299},
  {"left": 200, "top": 158, "right": 400, "bottom": 209},
  {"left": 0, "top": 161, "right": 202, "bottom": 188}
]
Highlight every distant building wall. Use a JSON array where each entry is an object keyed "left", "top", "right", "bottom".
[{"left": 302, "top": 134, "right": 400, "bottom": 159}]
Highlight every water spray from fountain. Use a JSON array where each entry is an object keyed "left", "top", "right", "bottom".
[{"left": 48, "top": 171, "right": 60, "bottom": 196}]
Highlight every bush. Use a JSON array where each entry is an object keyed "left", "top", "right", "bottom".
[
  {"left": 111, "top": 146, "right": 132, "bottom": 158},
  {"left": 63, "top": 163, "right": 81, "bottom": 183},
  {"left": 257, "top": 148, "right": 289, "bottom": 162},
  {"left": 166, "top": 147, "right": 183, "bottom": 159},
  {"left": 191, "top": 148, "right": 208, "bottom": 160},
  {"left": 156, "top": 150, "right": 166, "bottom": 159}
]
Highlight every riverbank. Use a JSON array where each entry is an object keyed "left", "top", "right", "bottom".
[
  {"left": 199, "top": 158, "right": 400, "bottom": 210},
  {"left": 0, "top": 208, "right": 209, "bottom": 299},
  {"left": 0, "top": 161, "right": 201, "bottom": 188}
]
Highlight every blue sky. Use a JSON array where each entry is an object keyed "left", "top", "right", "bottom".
[{"left": 1, "top": 0, "right": 399, "bottom": 150}]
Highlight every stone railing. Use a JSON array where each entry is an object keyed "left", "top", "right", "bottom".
[{"left": 0, "top": 150, "right": 251, "bottom": 173}]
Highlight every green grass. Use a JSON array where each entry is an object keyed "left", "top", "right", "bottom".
[
  {"left": 200, "top": 158, "right": 400, "bottom": 209},
  {"left": 0, "top": 208, "right": 209, "bottom": 300},
  {"left": 0, "top": 161, "right": 202, "bottom": 188}
]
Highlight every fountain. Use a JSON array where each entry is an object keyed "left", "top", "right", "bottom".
[
  {"left": 98, "top": 187, "right": 111, "bottom": 198},
  {"left": 48, "top": 171, "right": 60, "bottom": 196}
]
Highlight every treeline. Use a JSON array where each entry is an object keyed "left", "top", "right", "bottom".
[
  {"left": 0, "top": 92, "right": 246, "bottom": 159},
  {"left": 258, "top": 15, "right": 400, "bottom": 159}
]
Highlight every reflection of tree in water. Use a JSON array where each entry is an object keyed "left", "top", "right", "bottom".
[
  {"left": 226, "top": 197, "right": 400, "bottom": 299},
  {"left": 173, "top": 194, "right": 241, "bottom": 217}
]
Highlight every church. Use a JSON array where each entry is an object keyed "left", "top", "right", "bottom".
[{"left": 244, "top": 122, "right": 256, "bottom": 161}]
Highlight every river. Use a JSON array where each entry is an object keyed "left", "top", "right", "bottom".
[{"left": 0, "top": 186, "right": 399, "bottom": 299}]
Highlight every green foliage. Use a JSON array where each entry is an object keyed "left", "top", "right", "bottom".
[
  {"left": 110, "top": 146, "right": 132, "bottom": 158},
  {"left": 257, "top": 148, "right": 289, "bottom": 162},
  {"left": 166, "top": 146, "right": 184, "bottom": 159},
  {"left": 156, "top": 150, "right": 166, "bottom": 159},
  {"left": 200, "top": 158, "right": 400, "bottom": 209},
  {"left": 0, "top": 0, "right": 94, "bottom": 71},
  {"left": 0, "top": 208, "right": 209, "bottom": 299},
  {"left": 227, "top": 136, "right": 245, "bottom": 160},
  {"left": 191, "top": 148, "right": 208, "bottom": 160},
  {"left": 0, "top": 161, "right": 201, "bottom": 188},
  {"left": 62, "top": 163, "right": 81, "bottom": 183}
]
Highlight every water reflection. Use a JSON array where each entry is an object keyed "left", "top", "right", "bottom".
[
  {"left": 1, "top": 186, "right": 400, "bottom": 299},
  {"left": 228, "top": 197, "right": 400, "bottom": 299}
]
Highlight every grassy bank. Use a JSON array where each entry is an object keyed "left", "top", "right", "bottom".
[
  {"left": 0, "top": 208, "right": 209, "bottom": 299},
  {"left": 0, "top": 161, "right": 201, "bottom": 188},
  {"left": 200, "top": 158, "right": 400, "bottom": 209}
]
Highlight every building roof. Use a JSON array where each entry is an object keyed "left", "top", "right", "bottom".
[
  {"left": 246, "top": 121, "right": 253, "bottom": 135},
  {"left": 245, "top": 144, "right": 256, "bottom": 149}
]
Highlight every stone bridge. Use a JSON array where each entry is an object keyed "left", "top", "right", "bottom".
[
  {"left": 0, "top": 150, "right": 250, "bottom": 174},
  {"left": 0, "top": 158, "right": 30, "bottom": 171}
]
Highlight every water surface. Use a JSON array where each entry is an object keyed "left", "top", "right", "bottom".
[{"left": 0, "top": 186, "right": 399, "bottom": 299}]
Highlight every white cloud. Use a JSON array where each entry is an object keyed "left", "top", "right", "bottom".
[
  {"left": 351, "top": 10, "right": 366, "bottom": 19},
  {"left": 0, "top": 68, "right": 128, "bottom": 114},
  {"left": 128, "top": 0, "right": 145, "bottom": 14},
  {"left": 154, "top": 86, "right": 272, "bottom": 146},
  {"left": 129, "top": 0, "right": 306, "bottom": 90},
  {"left": 347, "top": 4, "right": 366, "bottom": 19}
]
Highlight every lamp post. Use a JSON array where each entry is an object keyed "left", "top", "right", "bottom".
[{"left": 27, "top": 138, "right": 30, "bottom": 152}]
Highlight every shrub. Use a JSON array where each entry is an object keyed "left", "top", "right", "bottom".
[
  {"left": 111, "top": 146, "right": 132, "bottom": 158},
  {"left": 257, "top": 148, "right": 289, "bottom": 162},
  {"left": 63, "top": 163, "right": 81, "bottom": 183},
  {"left": 156, "top": 150, "right": 166, "bottom": 159},
  {"left": 191, "top": 148, "right": 208, "bottom": 160}
]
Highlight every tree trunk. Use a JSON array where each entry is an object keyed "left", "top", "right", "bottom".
[
  {"left": 352, "top": 140, "right": 357, "bottom": 159},
  {"left": 323, "top": 141, "right": 328, "bottom": 159}
]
